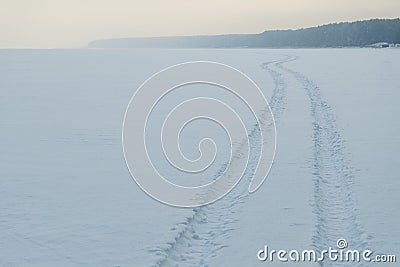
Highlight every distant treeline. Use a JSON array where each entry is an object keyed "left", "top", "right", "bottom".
[{"left": 89, "top": 18, "right": 400, "bottom": 48}]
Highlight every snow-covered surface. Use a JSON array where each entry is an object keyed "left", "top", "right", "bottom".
[{"left": 0, "top": 49, "right": 399, "bottom": 266}]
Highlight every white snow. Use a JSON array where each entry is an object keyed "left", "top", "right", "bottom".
[{"left": 0, "top": 48, "right": 399, "bottom": 266}]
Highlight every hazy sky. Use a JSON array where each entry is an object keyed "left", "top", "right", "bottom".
[{"left": 1, "top": 0, "right": 399, "bottom": 48}]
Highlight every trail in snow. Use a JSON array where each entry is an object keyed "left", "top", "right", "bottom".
[
  {"left": 150, "top": 57, "right": 293, "bottom": 267},
  {"left": 276, "top": 62, "right": 369, "bottom": 266},
  {"left": 150, "top": 55, "right": 368, "bottom": 266},
  {"left": 151, "top": 54, "right": 367, "bottom": 266}
]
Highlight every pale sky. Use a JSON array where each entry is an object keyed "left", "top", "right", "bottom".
[{"left": 0, "top": 0, "right": 399, "bottom": 48}]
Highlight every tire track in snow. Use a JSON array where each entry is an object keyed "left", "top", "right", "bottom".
[
  {"left": 262, "top": 55, "right": 297, "bottom": 123},
  {"left": 150, "top": 57, "right": 295, "bottom": 267},
  {"left": 276, "top": 62, "right": 369, "bottom": 266}
]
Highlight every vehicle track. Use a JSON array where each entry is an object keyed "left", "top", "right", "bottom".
[
  {"left": 276, "top": 62, "right": 368, "bottom": 266},
  {"left": 150, "top": 57, "right": 293, "bottom": 267},
  {"left": 150, "top": 56, "right": 368, "bottom": 266}
]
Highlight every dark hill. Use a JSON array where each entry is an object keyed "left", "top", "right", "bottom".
[{"left": 88, "top": 18, "right": 400, "bottom": 48}]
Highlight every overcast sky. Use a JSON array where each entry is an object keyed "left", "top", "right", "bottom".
[{"left": 1, "top": 0, "right": 399, "bottom": 48}]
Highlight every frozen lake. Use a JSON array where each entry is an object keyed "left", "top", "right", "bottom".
[{"left": 1, "top": 48, "right": 399, "bottom": 266}]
